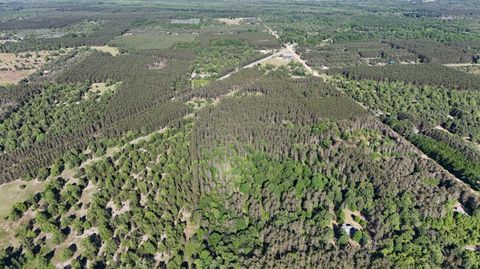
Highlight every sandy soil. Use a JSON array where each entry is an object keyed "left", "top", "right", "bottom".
[{"left": 0, "top": 50, "right": 66, "bottom": 84}]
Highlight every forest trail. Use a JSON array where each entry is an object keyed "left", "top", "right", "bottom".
[
  {"left": 217, "top": 43, "right": 320, "bottom": 80},
  {"left": 443, "top": 63, "right": 479, "bottom": 67},
  {"left": 80, "top": 127, "right": 167, "bottom": 168},
  {"left": 284, "top": 43, "right": 319, "bottom": 76},
  {"left": 217, "top": 52, "right": 277, "bottom": 80},
  {"left": 218, "top": 23, "right": 319, "bottom": 81},
  {"left": 436, "top": 125, "right": 480, "bottom": 152},
  {"left": 214, "top": 22, "right": 480, "bottom": 197},
  {"left": 260, "top": 24, "right": 480, "bottom": 197}
]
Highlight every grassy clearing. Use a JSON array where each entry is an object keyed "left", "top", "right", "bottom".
[
  {"left": 344, "top": 209, "right": 366, "bottom": 230},
  {"left": 89, "top": 82, "right": 111, "bottom": 94},
  {"left": 0, "top": 179, "right": 47, "bottom": 249},
  {"left": 261, "top": 56, "right": 289, "bottom": 67},
  {"left": 110, "top": 32, "right": 196, "bottom": 51},
  {"left": 84, "top": 82, "right": 120, "bottom": 99},
  {"left": 454, "top": 64, "right": 480, "bottom": 76},
  {"left": 191, "top": 78, "right": 211, "bottom": 88},
  {"left": 0, "top": 179, "right": 46, "bottom": 220},
  {"left": 215, "top": 17, "right": 259, "bottom": 26},
  {"left": 81, "top": 146, "right": 121, "bottom": 168},
  {"left": 201, "top": 23, "right": 259, "bottom": 34},
  {"left": 0, "top": 70, "right": 34, "bottom": 85},
  {"left": 216, "top": 18, "right": 243, "bottom": 25},
  {"left": 0, "top": 50, "right": 65, "bottom": 70},
  {"left": 0, "top": 50, "right": 67, "bottom": 84},
  {"left": 90, "top": 45, "right": 120, "bottom": 56}
]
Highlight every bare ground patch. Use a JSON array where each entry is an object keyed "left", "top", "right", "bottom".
[
  {"left": 216, "top": 17, "right": 258, "bottom": 25},
  {"left": 261, "top": 56, "right": 289, "bottom": 67},
  {"left": 0, "top": 70, "right": 34, "bottom": 85},
  {"left": 0, "top": 50, "right": 67, "bottom": 84}
]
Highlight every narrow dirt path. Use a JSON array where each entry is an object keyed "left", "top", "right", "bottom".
[
  {"left": 217, "top": 52, "right": 278, "bottom": 80},
  {"left": 261, "top": 23, "right": 480, "bottom": 196},
  {"left": 443, "top": 63, "right": 479, "bottom": 67}
]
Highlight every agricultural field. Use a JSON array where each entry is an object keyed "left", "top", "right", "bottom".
[
  {"left": 110, "top": 32, "right": 196, "bottom": 51},
  {"left": 1, "top": 0, "right": 480, "bottom": 268}
]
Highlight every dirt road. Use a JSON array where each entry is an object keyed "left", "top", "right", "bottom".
[{"left": 261, "top": 24, "right": 480, "bottom": 196}]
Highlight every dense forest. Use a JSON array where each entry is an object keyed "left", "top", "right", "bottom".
[
  {"left": 1, "top": 0, "right": 480, "bottom": 268},
  {"left": 337, "top": 64, "right": 480, "bottom": 91}
]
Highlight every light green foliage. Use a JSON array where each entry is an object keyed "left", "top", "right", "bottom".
[
  {"left": 338, "top": 79, "right": 480, "bottom": 141},
  {"left": 0, "top": 83, "right": 112, "bottom": 152},
  {"left": 111, "top": 32, "right": 196, "bottom": 51},
  {"left": 193, "top": 39, "right": 262, "bottom": 78}
]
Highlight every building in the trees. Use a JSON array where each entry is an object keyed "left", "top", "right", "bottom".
[
  {"left": 453, "top": 202, "right": 468, "bottom": 215},
  {"left": 341, "top": 224, "right": 355, "bottom": 235}
]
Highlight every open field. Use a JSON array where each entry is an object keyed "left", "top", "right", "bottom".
[
  {"left": 84, "top": 82, "right": 120, "bottom": 99},
  {"left": 0, "top": 179, "right": 46, "bottom": 219},
  {"left": 452, "top": 64, "right": 480, "bottom": 76},
  {"left": 0, "top": 50, "right": 66, "bottom": 70},
  {"left": 0, "top": 50, "right": 66, "bottom": 84},
  {"left": 0, "top": 70, "right": 34, "bottom": 85},
  {"left": 110, "top": 32, "right": 196, "bottom": 51},
  {"left": 191, "top": 78, "right": 211, "bottom": 88},
  {"left": 216, "top": 17, "right": 259, "bottom": 25},
  {"left": 0, "top": 179, "right": 46, "bottom": 249},
  {"left": 90, "top": 45, "right": 120, "bottom": 56},
  {"left": 261, "top": 56, "right": 289, "bottom": 67},
  {"left": 217, "top": 18, "right": 243, "bottom": 25}
]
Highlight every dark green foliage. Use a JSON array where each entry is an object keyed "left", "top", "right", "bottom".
[
  {"left": 386, "top": 39, "right": 480, "bottom": 64},
  {"left": 299, "top": 40, "right": 418, "bottom": 69},
  {"left": 199, "top": 31, "right": 281, "bottom": 50},
  {"left": 0, "top": 83, "right": 108, "bottom": 152},
  {"left": 423, "top": 128, "right": 480, "bottom": 164},
  {"left": 0, "top": 48, "right": 192, "bottom": 183},
  {"left": 335, "top": 77, "right": 480, "bottom": 190},
  {"left": 2, "top": 1, "right": 480, "bottom": 268},
  {"left": 336, "top": 79, "right": 480, "bottom": 141},
  {"left": 193, "top": 39, "right": 264, "bottom": 78},
  {"left": 411, "top": 134, "right": 480, "bottom": 190},
  {"left": 339, "top": 64, "right": 480, "bottom": 91}
]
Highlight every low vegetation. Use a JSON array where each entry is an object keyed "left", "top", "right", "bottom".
[{"left": 110, "top": 32, "right": 196, "bottom": 51}]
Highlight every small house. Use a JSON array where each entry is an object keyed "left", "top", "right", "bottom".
[
  {"left": 453, "top": 203, "right": 468, "bottom": 215},
  {"left": 341, "top": 224, "right": 355, "bottom": 235}
]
